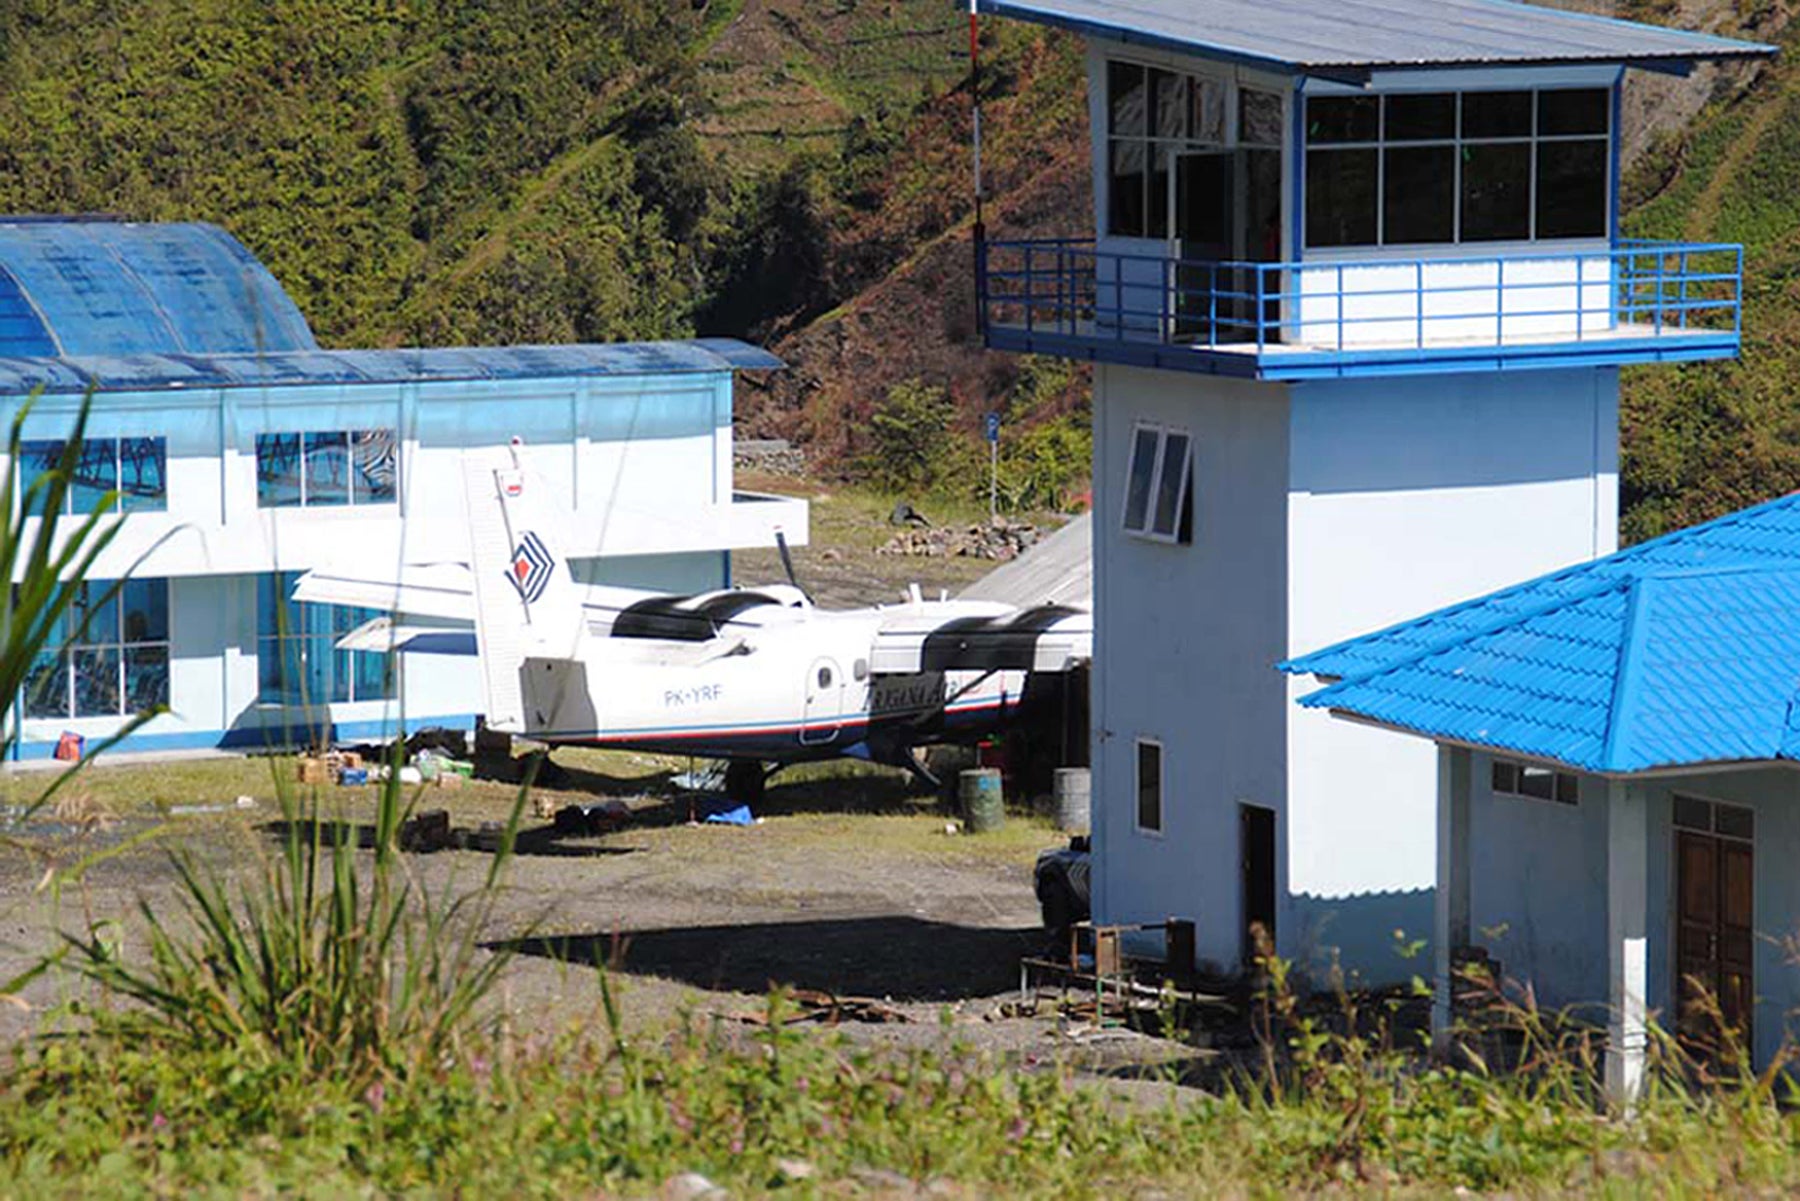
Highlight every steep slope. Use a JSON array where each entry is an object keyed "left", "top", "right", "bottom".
[{"left": 1621, "top": 3, "right": 1800, "bottom": 540}]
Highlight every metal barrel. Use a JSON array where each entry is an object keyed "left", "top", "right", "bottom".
[
  {"left": 1053, "top": 767, "right": 1090, "bottom": 833},
  {"left": 959, "top": 768, "right": 1005, "bottom": 834}
]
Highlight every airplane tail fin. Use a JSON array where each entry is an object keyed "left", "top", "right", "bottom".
[{"left": 463, "top": 440, "right": 587, "bottom": 732}]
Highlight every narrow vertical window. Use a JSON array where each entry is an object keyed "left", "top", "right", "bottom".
[
  {"left": 1123, "top": 423, "right": 1194, "bottom": 544},
  {"left": 1137, "top": 739, "right": 1164, "bottom": 833}
]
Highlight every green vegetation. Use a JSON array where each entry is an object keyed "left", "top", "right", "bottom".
[
  {"left": 1619, "top": 33, "right": 1800, "bottom": 541},
  {"left": 64, "top": 754, "right": 528, "bottom": 1083},
  {"left": 8, "top": 952, "right": 1800, "bottom": 1194}
]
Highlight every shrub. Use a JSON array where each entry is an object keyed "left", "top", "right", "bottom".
[
  {"left": 858, "top": 378, "right": 980, "bottom": 494},
  {"left": 62, "top": 750, "right": 530, "bottom": 1085}
]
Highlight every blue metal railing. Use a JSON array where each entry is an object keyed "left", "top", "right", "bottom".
[{"left": 977, "top": 238, "right": 1743, "bottom": 357}]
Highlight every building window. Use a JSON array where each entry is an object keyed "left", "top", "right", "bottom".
[
  {"left": 22, "top": 578, "right": 170, "bottom": 719},
  {"left": 1674, "top": 796, "right": 1753, "bottom": 840},
  {"left": 1304, "top": 88, "right": 1609, "bottom": 250},
  {"left": 18, "top": 437, "right": 167, "bottom": 514},
  {"left": 1136, "top": 739, "right": 1164, "bottom": 833},
  {"left": 1106, "top": 60, "right": 1232, "bottom": 239},
  {"left": 1491, "top": 758, "right": 1578, "bottom": 805},
  {"left": 256, "top": 572, "right": 394, "bottom": 705},
  {"left": 256, "top": 430, "right": 398, "bottom": 508},
  {"left": 1122, "top": 423, "right": 1192, "bottom": 543}
]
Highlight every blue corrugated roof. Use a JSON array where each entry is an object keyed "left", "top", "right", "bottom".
[
  {"left": 1291, "top": 492, "right": 1800, "bottom": 773},
  {"left": 0, "top": 220, "right": 318, "bottom": 356},
  {"left": 0, "top": 220, "right": 784, "bottom": 393},
  {"left": 0, "top": 341, "right": 783, "bottom": 395},
  {"left": 978, "top": 0, "right": 1775, "bottom": 74}
]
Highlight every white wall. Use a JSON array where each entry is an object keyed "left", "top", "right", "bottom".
[
  {"left": 1091, "top": 364, "right": 1291, "bottom": 971},
  {"left": 1285, "top": 368, "right": 1620, "bottom": 982},
  {"left": 2, "top": 369, "right": 778, "bottom": 754},
  {"left": 1467, "top": 754, "right": 1609, "bottom": 1014},
  {"left": 1468, "top": 764, "right": 1800, "bottom": 1072},
  {"left": 5, "top": 372, "right": 796, "bottom": 585}
]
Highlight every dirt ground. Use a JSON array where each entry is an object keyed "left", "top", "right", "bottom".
[{"left": 0, "top": 749, "right": 1212, "bottom": 1088}]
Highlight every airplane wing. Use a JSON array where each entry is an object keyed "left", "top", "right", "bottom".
[
  {"left": 293, "top": 563, "right": 478, "bottom": 621},
  {"left": 335, "top": 616, "right": 479, "bottom": 656},
  {"left": 870, "top": 604, "right": 1091, "bottom": 674}
]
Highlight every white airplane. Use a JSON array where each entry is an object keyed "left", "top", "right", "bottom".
[{"left": 294, "top": 441, "right": 1090, "bottom": 804}]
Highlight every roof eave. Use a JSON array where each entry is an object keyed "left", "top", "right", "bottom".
[
  {"left": 1316, "top": 707, "right": 1795, "bottom": 781},
  {"left": 976, "top": 0, "right": 1777, "bottom": 83}
]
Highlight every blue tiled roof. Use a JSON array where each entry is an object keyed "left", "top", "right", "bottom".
[
  {"left": 1291, "top": 491, "right": 1800, "bottom": 772},
  {"left": 0, "top": 220, "right": 318, "bottom": 356}
]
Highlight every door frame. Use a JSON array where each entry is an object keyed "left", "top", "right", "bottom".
[
  {"left": 1669, "top": 791, "right": 1755, "bottom": 1057},
  {"left": 800, "top": 656, "right": 845, "bottom": 746}
]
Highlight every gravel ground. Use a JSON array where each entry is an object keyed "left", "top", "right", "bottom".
[{"left": 0, "top": 752, "right": 1215, "bottom": 1084}]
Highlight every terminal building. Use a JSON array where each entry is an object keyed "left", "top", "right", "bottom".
[
  {"left": 972, "top": 0, "right": 1772, "bottom": 980},
  {"left": 1, "top": 219, "right": 804, "bottom": 759}
]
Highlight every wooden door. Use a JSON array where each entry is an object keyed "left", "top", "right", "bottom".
[{"left": 1674, "top": 799, "right": 1754, "bottom": 1056}]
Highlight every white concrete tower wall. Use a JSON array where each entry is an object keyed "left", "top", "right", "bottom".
[
  {"left": 1284, "top": 368, "right": 1620, "bottom": 982},
  {"left": 1091, "top": 363, "right": 1291, "bottom": 972}
]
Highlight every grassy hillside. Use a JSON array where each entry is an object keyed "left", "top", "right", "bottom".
[
  {"left": 3, "top": 0, "right": 1798, "bottom": 533},
  {"left": 1622, "top": 9, "right": 1800, "bottom": 540}
]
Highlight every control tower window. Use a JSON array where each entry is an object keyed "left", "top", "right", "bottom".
[{"left": 1305, "top": 88, "right": 1610, "bottom": 249}]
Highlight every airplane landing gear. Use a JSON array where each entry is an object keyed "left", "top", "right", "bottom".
[{"left": 724, "top": 759, "right": 767, "bottom": 808}]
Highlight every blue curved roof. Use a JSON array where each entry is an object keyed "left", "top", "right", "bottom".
[
  {"left": 0, "top": 220, "right": 318, "bottom": 357},
  {"left": 1290, "top": 492, "right": 1800, "bottom": 774}
]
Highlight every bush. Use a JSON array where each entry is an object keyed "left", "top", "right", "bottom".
[
  {"left": 63, "top": 756, "right": 530, "bottom": 1085},
  {"left": 858, "top": 378, "right": 979, "bottom": 494}
]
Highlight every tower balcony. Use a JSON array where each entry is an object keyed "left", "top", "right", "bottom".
[{"left": 978, "top": 239, "right": 1742, "bottom": 381}]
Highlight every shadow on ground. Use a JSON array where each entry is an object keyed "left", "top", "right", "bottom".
[
  {"left": 259, "top": 820, "right": 640, "bottom": 859},
  {"left": 495, "top": 915, "right": 1042, "bottom": 1002}
]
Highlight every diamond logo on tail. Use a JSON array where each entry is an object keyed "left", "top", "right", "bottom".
[{"left": 508, "top": 531, "right": 554, "bottom": 604}]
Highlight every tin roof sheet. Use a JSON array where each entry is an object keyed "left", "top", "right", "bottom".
[
  {"left": 0, "top": 340, "right": 784, "bottom": 395},
  {"left": 977, "top": 0, "right": 1775, "bottom": 73}
]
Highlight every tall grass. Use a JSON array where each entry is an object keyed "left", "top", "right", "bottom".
[{"left": 63, "top": 753, "right": 532, "bottom": 1083}]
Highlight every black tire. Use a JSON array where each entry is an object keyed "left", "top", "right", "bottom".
[{"left": 724, "top": 760, "right": 766, "bottom": 808}]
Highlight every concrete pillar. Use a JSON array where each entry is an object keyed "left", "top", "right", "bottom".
[
  {"left": 1432, "top": 744, "right": 1472, "bottom": 1053},
  {"left": 1606, "top": 778, "right": 1649, "bottom": 1106}
]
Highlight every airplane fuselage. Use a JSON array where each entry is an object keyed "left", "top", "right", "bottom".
[{"left": 514, "top": 607, "right": 1028, "bottom": 764}]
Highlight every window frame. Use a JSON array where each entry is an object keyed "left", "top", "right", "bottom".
[
  {"left": 1135, "top": 737, "right": 1165, "bottom": 836},
  {"left": 255, "top": 428, "right": 399, "bottom": 510},
  {"left": 1490, "top": 756, "right": 1579, "bottom": 806},
  {"left": 255, "top": 570, "right": 397, "bottom": 706},
  {"left": 1121, "top": 421, "right": 1193, "bottom": 545},
  {"left": 1303, "top": 87, "right": 1612, "bottom": 252},
  {"left": 21, "top": 577, "right": 171, "bottom": 720},
  {"left": 1102, "top": 55, "right": 1277, "bottom": 242},
  {"left": 16, "top": 436, "right": 168, "bottom": 515}
]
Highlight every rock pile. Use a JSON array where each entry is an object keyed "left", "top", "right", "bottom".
[
  {"left": 733, "top": 438, "right": 807, "bottom": 477},
  {"left": 878, "top": 516, "right": 1040, "bottom": 561}
]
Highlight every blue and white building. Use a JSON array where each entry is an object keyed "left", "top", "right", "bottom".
[
  {"left": 971, "top": 0, "right": 1772, "bottom": 980},
  {"left": 1293, "top": 493, "right": 1800, "bottom": 1092},
  {"left": 1, "top": 218, "right": 805, "bottom": 759}
]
